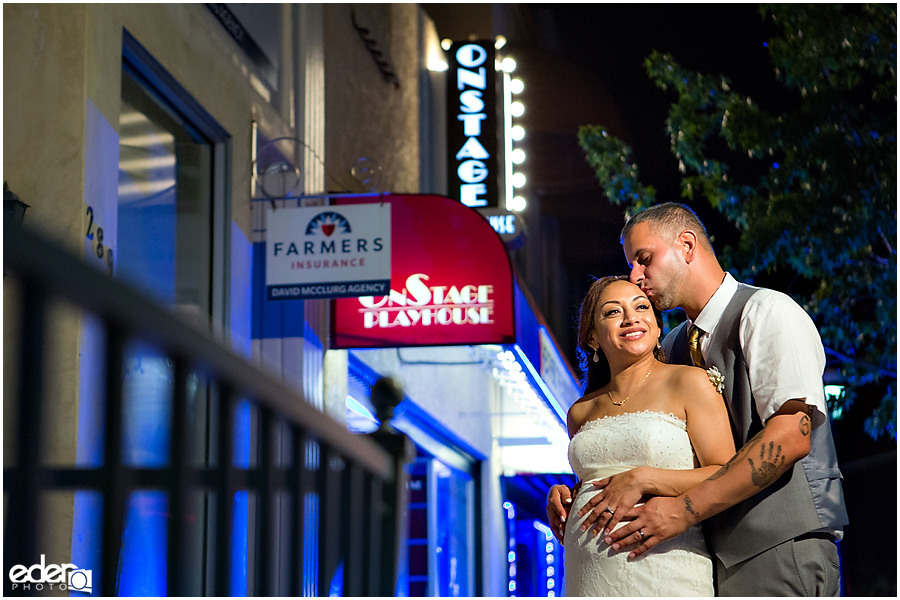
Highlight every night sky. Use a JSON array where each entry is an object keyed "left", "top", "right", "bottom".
[{"left": 535, "top": 3, "right": 790, "bottom": 238}]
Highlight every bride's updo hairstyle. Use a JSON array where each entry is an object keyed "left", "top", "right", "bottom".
[{"left": 576, "top": 275, "right": 665, "bottom": 395}]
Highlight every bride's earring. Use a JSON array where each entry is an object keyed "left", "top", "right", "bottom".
[{"left": 592, "top": 348, "right": 599, "bottom": 363}]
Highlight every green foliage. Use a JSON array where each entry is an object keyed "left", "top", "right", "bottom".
[{"left": 578, "top": 4, "right": 897, "bottom": 439}]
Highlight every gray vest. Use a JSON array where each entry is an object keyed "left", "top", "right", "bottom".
[{"left": 662, "top": 284, "right": 848, "bottom": 568}]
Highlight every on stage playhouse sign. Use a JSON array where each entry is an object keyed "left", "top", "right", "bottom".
[{"left": 265, "top": 204, "right": 391, "bottom": 300}]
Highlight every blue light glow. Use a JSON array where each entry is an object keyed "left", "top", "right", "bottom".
[
  {"left": 346, "top": 395, "right": 377, "bottom": 421},
  {"left": 533, "top": 520, "right": 554, "bottom": 541}
]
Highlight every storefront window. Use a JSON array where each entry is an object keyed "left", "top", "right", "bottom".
[
  {"left": 106, "top": 36, "right": 229, "bottom": 595},
  {"left": 433, "top": 460, "right": 474, "bottom": 597},
  {"left": 117, "top": 71, "right": 212, "bottom": 319},
  {"left": 405, "top": 455, "right": 474, "bottom": 596}
]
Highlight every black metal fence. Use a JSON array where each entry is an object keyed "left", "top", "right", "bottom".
[{"left": 3, "top": 223, "right": 408, "bottom": 596}]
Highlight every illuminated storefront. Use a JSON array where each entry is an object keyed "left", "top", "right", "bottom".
[{"left": 326, "top": 193, "right": 577, "bottom": 596}]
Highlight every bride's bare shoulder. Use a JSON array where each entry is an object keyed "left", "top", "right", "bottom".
[
  {"left": 660, "top": 363, "right": 723, "bottom": 403},
  {"left": 568, "top": 392, "right": 595, "bottom": 418},
  {"left": 567, "top": 390, "right": 603, "bottom": 433}
]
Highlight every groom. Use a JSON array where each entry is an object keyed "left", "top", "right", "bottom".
[{"left": 548, "top": 202, "right": 848, "bottom": 596}]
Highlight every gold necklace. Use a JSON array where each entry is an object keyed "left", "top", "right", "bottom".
[{"left": 607, "top": 363, "right": 656, "bottom": 406}]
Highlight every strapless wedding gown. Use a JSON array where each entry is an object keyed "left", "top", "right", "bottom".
[{"left": 564, "top": 411, "right": 713, "bottom": 597}]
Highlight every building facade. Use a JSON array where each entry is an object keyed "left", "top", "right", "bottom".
[{"left": 3, "top": 4, "right": 578, "bottom": 596}]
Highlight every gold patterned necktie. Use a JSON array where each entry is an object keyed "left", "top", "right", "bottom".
[{"left": 688, "top": 324, "right": 706, "bottom": 368}]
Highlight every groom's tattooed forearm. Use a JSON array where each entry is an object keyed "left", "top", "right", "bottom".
[
  {"left": 747, "top": 441, "right": 786, "bottom": 488},
  {"left": 707, "top": 455, "right": 736, "bottom": 481},
  {"left": 708, "top": 425, "right": 768, "bottom": 482},
  {"left": 707, "top": 412, "right": 805, "bottom": 486},
  {"left": 684, "top": 495, "right": 698, "bottom": 516}
]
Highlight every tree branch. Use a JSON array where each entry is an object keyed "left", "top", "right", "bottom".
[{"left": 824, "top": 347, "right": 897, "bottom": 379}]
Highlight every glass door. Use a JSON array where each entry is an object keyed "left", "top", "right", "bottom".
[
  {"left": 112, "top": 59, "right": 220, "bottom": 597},
  {"left": 405, "top": 455, "right": 474, "bottom": 597}
]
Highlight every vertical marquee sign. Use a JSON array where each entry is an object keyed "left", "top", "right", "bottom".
[{"left": 447, "top": 41, "right": 500, "bottom": 208}]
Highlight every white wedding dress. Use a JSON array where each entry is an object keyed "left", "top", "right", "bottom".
[{"left": 564, "top": 411, "right": 714, "bottom": 597}]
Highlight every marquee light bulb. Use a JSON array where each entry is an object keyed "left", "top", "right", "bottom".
[
  {"left": 509, "top": 78, "right": 524, "bottom": 94},
  {"left": 441, "top": 38, "right": 452, "bottom": 51},
  {"left": 511, "top": 148, "right": 526, "bottom": 164},
  {"left": 495, "top": 35, "right": 507, "bottom": 50},
  {"left": 510, "top": 101, "right": 525, "bottom": 117},
  {"left": 500, "top": 57, "right": 517, "bottom": 73},
  {"left": 510, "top": 125, "right": 525, "bottom": 141},
  {"left": 511, "top": 173, "right": 526, "bottom": 188},
  {"left": 511, "top": 196, "right": 527, "bottom": 211}
]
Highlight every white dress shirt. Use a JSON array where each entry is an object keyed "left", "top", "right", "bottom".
[{"left": 690, "top": 273, "right": 828, "bottom": 424}]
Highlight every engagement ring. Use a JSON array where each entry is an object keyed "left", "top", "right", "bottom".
[{"left": 603, "top": 506, "right": 615, "bottom": 515}]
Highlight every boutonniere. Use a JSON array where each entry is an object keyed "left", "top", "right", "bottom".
[{"left": 706, "top": 366, "right": 725, "bottom": 394}]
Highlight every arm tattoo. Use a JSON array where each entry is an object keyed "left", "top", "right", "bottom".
[
  {"left": 747, "top": 441, "right": 786, "bottom": 488},
  {"left": 684, "top": 495, "right": 698, "bottom": 516},
  {"left": 799, "top": 414, "right": 811, "bottom": 436},
  {"left": 707, "top": 454, "right": 738, "bottom": 481}
]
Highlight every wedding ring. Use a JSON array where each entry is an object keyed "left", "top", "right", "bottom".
[
  {"left": 638, "top": 529, "right": 647, "bottom": 542},
  {"left": 603, "top": 506, "right": 615, "bottom": 515}
]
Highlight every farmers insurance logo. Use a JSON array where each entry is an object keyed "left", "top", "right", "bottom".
[
  {"left": 306, "top": 211, "right": 351, "bottom": 237},
  {"left": 8, "top": 555, "right": 92, "bottom": 593}
]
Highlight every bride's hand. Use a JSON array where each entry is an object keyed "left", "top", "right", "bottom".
[
  {"left": 576, "top": 467, "right": 651, "bottom": 536},
  {"left": 546, "top": 484, "right": 574, "bottom": 543}
]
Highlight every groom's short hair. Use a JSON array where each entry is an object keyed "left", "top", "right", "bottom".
[{"left": 620, "top": 202, "right": 714, "bottom": 252}]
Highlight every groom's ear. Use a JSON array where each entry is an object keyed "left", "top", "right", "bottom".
[{"left": 678, "top": 230, "right": 700, "bottom": 263}]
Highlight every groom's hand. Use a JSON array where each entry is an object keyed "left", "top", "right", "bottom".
[{"left": 603, "top": 495, "right": 695, "bottom": 558}]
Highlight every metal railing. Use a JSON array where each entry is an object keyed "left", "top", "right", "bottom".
[{"left": 3, "top": 222, "right": 409, "bottom": 596}]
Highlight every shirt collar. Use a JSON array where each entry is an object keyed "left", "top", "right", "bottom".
[{"left": 691, "top": 272, "right": 737, "bottom": 334}]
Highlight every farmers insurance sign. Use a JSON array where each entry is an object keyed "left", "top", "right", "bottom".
[
  {"left": 447, "top": 41, "right": 500, "bottom": 208},
  {"left": 265, "top": 204, "right": 391, "bottom": 300},
  {"left": 331, "top": 194, "right": 515, "bottom": 348}
]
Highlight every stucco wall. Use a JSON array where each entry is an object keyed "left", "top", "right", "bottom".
[
  {"left": 2, "top": 2, "right": 299, "bottom": 572},
  {"left": 323, "top": 4, "right": 421, "bottom": 194},
  {"left": 4, "top": 4, "right": 92, "bottom": 565},
  {"left": 4, "top": 4, "right": 89, "bottom": 251}
]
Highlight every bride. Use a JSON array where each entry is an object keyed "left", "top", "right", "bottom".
[{"left": 551, "top": 276, "right": 735, "bottom": 596}]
